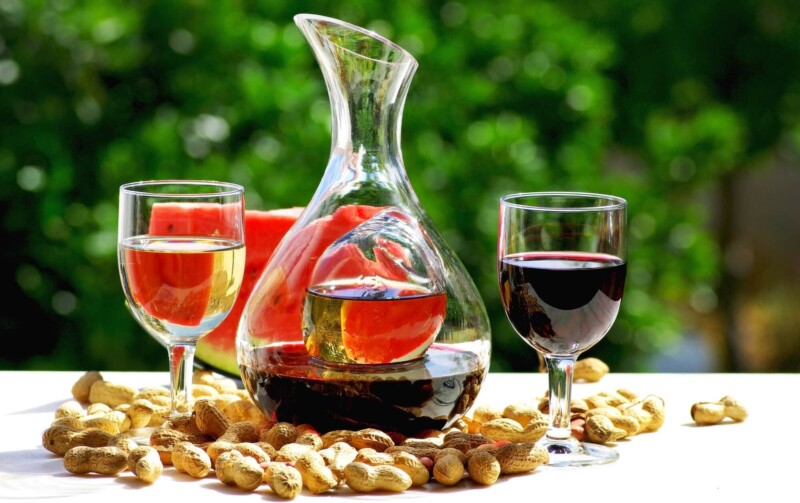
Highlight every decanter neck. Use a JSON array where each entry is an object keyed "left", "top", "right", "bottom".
[{"left": 295, "top": 15, "right": 418, "bottom": 178}]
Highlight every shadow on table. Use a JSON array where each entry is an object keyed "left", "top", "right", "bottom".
[
  {"left": 0, "top": 448, "right": 63, "bottom": 474},
  {"left": 10, "top": 399, "right": 75, "bottom": 415}
]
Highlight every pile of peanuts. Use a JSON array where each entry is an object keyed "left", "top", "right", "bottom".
[
  {"left": 465, "top": 358, "right": 667, "bottom": 446},
  {"left": 42, "top": 359, "right": 745, "bottom": 497},
  {"left": 42, "top": 369, "right": 554, "bottom": 498}
]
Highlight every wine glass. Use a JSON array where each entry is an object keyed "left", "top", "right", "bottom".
[
  {"left": 497, "top": 192, "right": 627, "bottom": 467},
  {"left": 118, "top": 180, "right": 245, "bottom": 435}
]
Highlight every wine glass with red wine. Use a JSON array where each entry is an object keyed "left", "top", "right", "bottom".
[{"left": 498, "top": 192, "right": 627, "bottom": 467}]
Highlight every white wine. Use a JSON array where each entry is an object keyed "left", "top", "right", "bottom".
[
  {"left": 302, "top": 278, "right": 447, "bottom": 364},
  {"left": 119, "top": 236, "right": 245, "bottom": 344}
]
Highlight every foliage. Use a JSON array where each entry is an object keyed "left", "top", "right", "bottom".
[{"left": 1, "top": 0, "right": 798, "bottom": 372}]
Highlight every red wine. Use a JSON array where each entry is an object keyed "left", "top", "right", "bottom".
[
  {"left": 239, "top": 343, "right": 486, "bottom": 436},
  {"left": 499, "top": 252, "right": 626, "bottom": 355}
]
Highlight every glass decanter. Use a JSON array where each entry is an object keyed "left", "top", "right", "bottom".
[{"left": 237, "top": 13, "right": 491, "bottom": 435}]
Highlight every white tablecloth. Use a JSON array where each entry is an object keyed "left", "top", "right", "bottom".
[{"left": 0, "top": 371, "right": 795, "bottom": 500}]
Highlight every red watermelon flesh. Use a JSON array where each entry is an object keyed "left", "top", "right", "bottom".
[
  {"left": 149, "top": 202, "right": 244, "bottom": 240},
  {"left": 127, "top": 202, "right": 244, "bottom": 327},
  {"left": 148, "top": 203, "right": 303, "bottom": 376},
  {"left": 245, "top": 204, "right": 387, "bottom": 344},
  {"left": 123, "top": 245, "right": 215, "bottom": 326}
]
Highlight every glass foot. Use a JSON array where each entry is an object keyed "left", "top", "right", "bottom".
[{"left": 539, "top": 437, "right": 619, "bottom": 467}]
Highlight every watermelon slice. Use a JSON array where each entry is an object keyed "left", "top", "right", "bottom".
[
  {"left": 149, "top": 202, "right": 244, "bottom": 240},
  {"left": 341, "top": 289, "right": 447, "bottom": 364},
  {"left": 130, "top": 202, "right": 244, "bottom": 327},
  {"left": 123, "top": 244, "right": 215, "bottom": 326},
  {"left": 245, "top": 204, "right": 386, "bottom": 343},
  {"left": 148, "top": 203, "right": 303, "bottom": 376}
]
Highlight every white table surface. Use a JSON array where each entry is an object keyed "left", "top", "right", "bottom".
[{"left": 0, "top": 370, "right": 795, "bottom": 500}]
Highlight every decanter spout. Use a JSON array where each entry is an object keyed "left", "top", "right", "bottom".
[{"left": 294, "top": 14, "right": 418, "bottom": 155}]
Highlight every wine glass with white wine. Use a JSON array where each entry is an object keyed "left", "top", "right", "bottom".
[{"left": 117, "top": 180, "right": 245, "bottom": 440}]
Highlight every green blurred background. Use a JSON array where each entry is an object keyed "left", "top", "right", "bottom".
[{"left": 3, "top": 0, "right": 799, "bottom": 373}]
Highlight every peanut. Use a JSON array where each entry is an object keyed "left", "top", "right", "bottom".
[
  {"left": 719, "top": 396, "right": 748, "bottom": 421},
  {"left": 262, "top": 422, "right": 298, "bottom": 449},
  {"left": 134, "top": 386, "right": 170, "bottom": 402},
  {"left": 598, "top": 390, "right": 632, "bottom": 406},
  {"left": 349, "top": 428, "right": 394, "bottom": 452},
  {"left": 222, "top": 399, "right": 268, "bottom": 427},
  {"left": 274, "top": 442, "right": 313, "bottom": 463},
  {"left": 344, "top": 462, "right": 413, "bottom": 493},
  {"left": 574, "top": 357, "right": 610, "bottom": 382},
  {"left": 264, "top": 463, "right": 303, "bottom": 499},
  {"left": 432, "top": 453, "right": 464, "bottom": 486},
  {"left": 402, "top": 438, "right": 442, "bottom": 449},
  {"left": 193, "top": 399, "right": 230, "bottom": 438},
  {"left": 571, "top": 417, "right": 586, "bottom": 441},
  {"left": 63, "top": 446, "right": 128, "bottom": 475},
  {"left": 228, "top": 442, "right": 271, "bottom": 464},
  {"left": 502, "top": 402, "right": 544, "bottom": 427},
  {"left": 320, "top": 429, "right": 353, "bottom": 448},
  {"left": 172, "top": 441, "right": 212, "bottom": 478},
  {"left": 217, "top": 421, "right": 261, "bottom": 443},
  {"left": 206, "top": 440, "right": 235, "bottom": 464},
  {"left": 296, "top": 431, "right": 323, "bottom": 451},
  {"left": 215, "top": 449, "right": 264, "bottom": 491},
  {"left": 87, "top": 403, "right": 112, "bottom": 415},
  {"left": 128, "top": 446, "right": 163, "bottom": 483},
  {"left": 691, "top": 396, "right": 748, "bottom": 425},
  {"left": 128, "top": 399, "right": 169, "bottom": 429},
  {"left": 434, "top": 447, "right": 466, "bottom": 464},
  {"left": 55, "top": 400, "right": 84, "bottom": 419},
  {"left": 355, "top": 448, "right": 429, "bottom": 486},
  {"left": 71, "top": 371, "right": 103, "bottom": 403},
  {"left": 385, "top": 445, "right": 440, "bottom": 460},
  {"left": 585, "top": 415, "right": 627, "bottom": 443},
  {"left": 620, "top": 394, "right": 665, "bottom": 432},
  {"left": 467, "top": 449, "right": 501, "bottom": 485},
  {"left": 149, "top": 427, "right": 211, "bottom": 450},
  {"left": 42, "top": 425, "right": 114, "bottom": 456},
  {"left": 585, "top": 407, "right": 641, "bottom": 436},
  {"left": 51, "top": 416, "right": 83, "bottom": 430},
  {"left": 460, "top": 415, "right": 483, "bottom": 434},
  {"left": 572, "top": 398, "right": 590, "bottom": 414},
  {"left": 163, "top": 412, "right": 202, "bottom": 435},
  {"left": 318, "top": 441, "right": 357, "bottom": 481},
  {"left": 442, "top": 430, "right": 493, "bottom": 451},
  {"left": 88, "top": 380, "right": 137, "bottom": 408},
  {"left": 494, "top": 442, "right": 548, "bottom": 474},
  {"left": 471, "top": 404, "right": 504, "bottom": 424},
  {"left": 192, "top": 369, "right": 239, "bottom": 394},
  {"left": 83, "top": 410, "right": 129, "bottom": 434},
  {"left": 53, "top": 410, "right": 128, "bottom": 435},
  {"left": 149, "top": 427, "right": 211, "bottom": 465},
  {"left": 385, "top": 450, "right": 430, "bottom": 486},
  {"left": 108, "top": 434, "right": 138, "bottom": 455},
  {"left": 199, "top": 393, "right": 240, "bottom": 410},
  {"left": 191, "top": 384, "right": 219, "bottom": 399},
  {"left": 294, "top": 450, "right": 338, "bottom": 494},
  {"left": 480, "top": 417, "right": 548, "bottom": 443}
]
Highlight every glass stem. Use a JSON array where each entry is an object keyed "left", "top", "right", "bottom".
[
  {"left": 544, "top": 354, "right": 575, "bottom": 441},
  {"left": 168, "top": 343, "right": 196, "bottom": 417}
]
